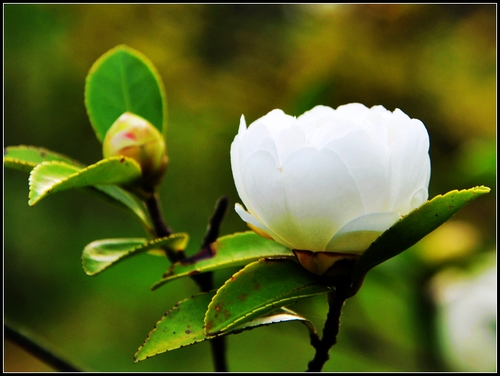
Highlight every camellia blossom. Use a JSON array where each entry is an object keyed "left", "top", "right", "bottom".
[{"left": 231, "top": 103, "right": 431, "bottom": 275}]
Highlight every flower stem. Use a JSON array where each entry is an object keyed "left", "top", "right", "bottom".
[
  {"left": 145, "top": 193, "right": 179, "bottom": 260},
  {"left": 306, "top": 278, "right": 351, "bottom": 372},
  {"left": 145, "top": 193, "right": 172, "bottom": 238}
]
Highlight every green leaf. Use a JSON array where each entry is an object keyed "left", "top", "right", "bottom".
[
  {"left": 85, "top": 44, "right": 167, "bottom": 142},
  {"left": 4, "top": 145, "right": 153, "bottom": 231},
  {"left": 134, "top": 291, "right": 312, "bottom": 362},
  {"left": 28, "top": 157, "right": 142, "bottom": 206},
  {"left": 351, "top": 186, "right": 492, "bottom": 282},
  {"left": 204, "top": 258, "right": 332, "bottom": 336},
  {"left": 91, "top": 184, "right": 153, "bottom": 231},
  {"left": 82, "top": 234, "right": 189, "bottom": 276},
  {"left": 152, "top": 231, "right": 295, "bottom": 291},
  {"left": 4, "top": 145, "right": 85, "bottom": 173}
]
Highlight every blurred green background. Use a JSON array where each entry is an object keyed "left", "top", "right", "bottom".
[{"left": 4, "top": 4, "right": 496, "bottom": 372}]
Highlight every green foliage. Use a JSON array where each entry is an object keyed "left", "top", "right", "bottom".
[
  {"left": 28, "top": 157, "right": 142, "bottom": 206},
  {"left": 4, "top": 145, "right": 85, "bottom": 172},
  {"left": 4, "top": 41, "right": 492, "bottom": 368},
  {"left": 4, "top": 8, "right": 495, "bottom": 370},
  {"left": 134, "top": 291, "right": 312, "bottom": 362},
  {"left": 82, "top": 234, "right": 189, "bottom": 276},
  {"left": 351, "top": 186, "right": 492, "bottom": 282},
  {"left": 85, "top": 44, "right": 167, "bottom": 142},
  {"left": 152, "top": 231, "right": 295, "bottom": 290},
  {"left": 205, "top": 258, "right": 331, "bottom": 335},
  {"left": 5, "top": 146, "right": 154, "bottom": 230}
]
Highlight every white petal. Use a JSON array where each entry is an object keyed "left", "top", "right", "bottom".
[
  {"left": 410, "top": 186, "right": 429, "bottom": 209},
  {"left": 273, "top": 123, "right": 306, "bottom": 164},
  {"left": 234, "top": 203, "right": 295, "bottom": 249},
  {"left": 299, "top": 105, "right": 365, "bottom": 147},
  {"left": 238, "top": 115, "right": 247, "bottom": 135},
  {"left": 238, "top": 149, "right": 290, "bottom": 235},
  {"left": 297, "top": 105, "right": 337, "bottom": 135},
  {"left": 326, "top": 211, "right": 401, "bottom": 253},
  {"left": 387, "top": 117, "right": 430, "bottom": 213},
  {"left": 231, "top": 133, "right": 250, "bottom": 215},
  {"left": 257, "top": 136, "right": 280, "bottom": 165},
  {"left": 265, "top": 147, "right": 364, "bottom": 251},
  {"left": 252, "top": 109, "right": 296, "bottom": 137},
  {"left": 322, "top": 130, "right": 391, "bottom": 213},
  {"left": 336, "top": 103, "right": 378, "bottom": 132},
  {"left": 308, "top": 117, "right": 363, "bottom": 149},
  {"left": 238, "top": 121, "right": 271, "bottom": 160}
]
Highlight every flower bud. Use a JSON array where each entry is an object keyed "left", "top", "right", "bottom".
[
  {"left": 230, "top": 103, "right": 431, "bottom": 276},
  {"left": 103, "top": 112, "right": 168, "bottom": 191}
]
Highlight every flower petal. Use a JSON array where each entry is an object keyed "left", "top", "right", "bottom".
[
  {"left": 266, "top": 147, "right": 365, "bottom": 251},
  {"left": 326, "top": 211, "right": 401, "bottom": 253},
  {"left": 387, "top": 115, "right": 430, "bottom": 213},
  {"left": 234, "top": 203, "right": 294, "bottom": 249},
  {"left": 322, "top": 130, "right": 391, "bottom": 213}
]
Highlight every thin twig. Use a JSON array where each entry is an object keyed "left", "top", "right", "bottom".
[
  {"left": 145, "top": 193, "right": 172, "bottom": 239},
  {"left": 5, "top": 324, "right": 81, "bottom": 372},
  {"left": 191, "top": 197, "right": 229, "bottom": 372},
  {"left": 145, "top": 193, "right": 179, "bottom": 261},
  {"left": 187, "top": 196, "right": 228, "bottom": 292},
  {"left": 145, "top": 194, "right": 229, "bottom": 372},
  {"left": 306, "top": 278, "right": 351, "bottom": 372}
]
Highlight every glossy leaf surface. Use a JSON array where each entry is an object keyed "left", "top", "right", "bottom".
[
  {"left": 134, "top": 291, "right": 311, "bottom": 362},
  {"left": 4, "top": 145, "right": 152, "bottom": 230},
  {"left": 351, "top": 186, "right": 491, "bottom": 281},
  {"left": 4, "top": 145, "right": 85, "bottom": 172},
  {"left": 205, "top": 258, "right": 332, "bottom": 336},
  {"left": 29, "top": 157, "right": 142, "bottom": 206},
  {"left": 82, "top": 234, "right": 189, "bottom": 275},
  {"left": 85, "top": 44, "right": 167, "bottom": 141},
  {"left": 152, "top": 231, "right": 295, "bottom": 290}
]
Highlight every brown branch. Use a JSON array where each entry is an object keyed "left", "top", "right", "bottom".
[
  {"left": 306, "top": 278, "right": 351, "bottom": 372},
  {"left": 145, "top": 194, "right": 229, "bottom": 372}
]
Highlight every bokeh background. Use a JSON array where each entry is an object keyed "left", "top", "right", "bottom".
[{"left": 4, "top": 4, "right": 496, "bottom": 372}]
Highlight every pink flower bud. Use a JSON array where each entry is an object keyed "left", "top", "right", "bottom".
[{"left": 103, "top": 112, "right": 168, "bottom": 191}]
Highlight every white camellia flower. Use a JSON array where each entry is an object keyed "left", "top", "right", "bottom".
[{"left": 231, "top": 103, "right": 431, "bottom": 275}]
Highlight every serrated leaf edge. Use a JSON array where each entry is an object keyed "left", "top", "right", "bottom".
[
  {"left": 28, "top": 156, "right": 141, "bottom": 206},
  {"left": 351, "top": 185, "right": 491, "bottom": 281},
  {"left": 204, "top": 259, "right": 331, "bottom": 336},
  {"left": 151, "top": 231, "right": 295, "bottom": 290},
  {"left": 4, "top": 145, "right": 86, "bottom": 168},
  {"left": 82, "top": 233, "right": 189, "bottom": 275},
  {"left": 133, "top": 292, "right": 310, "bottom": 363}
]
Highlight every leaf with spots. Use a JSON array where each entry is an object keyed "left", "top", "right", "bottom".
[
  {"left": 82, "top": 234, "right": 189, "bottom": 276},
  {"left": 28, "top": 156, "right": 142, "bottom": 206},
  {"left": 204, "top": 258, "right": 332, "bottom": 336},
  {"left": 351, "top": 186, "right": 491, "bottom": 282},
  {"left": 152, "top": 231, "right": 295, "bottom": 291},
  {"left": 134, "top": 290, "right": 314, "bottom": 362}
]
